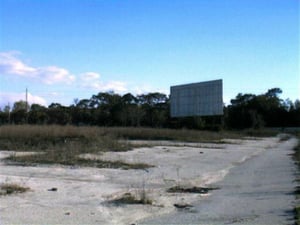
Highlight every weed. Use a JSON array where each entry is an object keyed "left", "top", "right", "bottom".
[
  {"left": 0, "top": 125, "right": 246, "bottom": 168},
  {"left": 278, "top": 134, "right": 291, "bottom": 142},
  {"left": 0, "top": 125, "right": 269, "bottom": 169},
  {"left": 108, "top": 192, "right": 152, "bottom": 205},
  {"left": 0, "top": 183, "right": 30, "bottom": 196},
  {"left": 0, "top": 125, "right": 132, "bottom": 153},
  {"left": 0, "top": 125, "right": 246, "bottom": 153},
  {"left": 6, "top": 153, "right": 153, "bottom": 170},
  {"left": 110, "top": 127, "right": 243, "bottom": 142},
  {"left": 243, "top": 128, "right": 279, "bottom": 137},
  {"left": 167, "top": 185, "right": 219, "bottom": 194}
]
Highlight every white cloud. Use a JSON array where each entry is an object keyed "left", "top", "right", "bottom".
[
  {"left": 38, "top": 66, "right": 75, "bottom": 84},
  {"left": 0, "top": 92, "right": 47, "bottom": 109},
  {"left": 131, "top": 84, "right": 168, "bottom": 95},
  {"left": 80, "top": 72, "right": 128, "bottom": 93},
  {"left": 27, "top": 93, "right": 48, "bottom": 106},
  {"left": 102, "top": 81, "right": 128, "bottom": 93},
  {"left": 1, "top": 51, "right": 166, "bottom": 106},
  {"left": 80, "top": 72, "right": 102, "bottom": 90},
  {"left": 0, "top": 51, "right": 36, "bottom": 76},
  {"left": 0, "top": 51, "right": 75, "bottom": 85},
  {"left": 81, "top": 72, "right": 100, "bottom": 81}
]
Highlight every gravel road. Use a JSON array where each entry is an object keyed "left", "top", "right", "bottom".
[{"left": 140, "top": 136, "right": 298, "bottom": 225}]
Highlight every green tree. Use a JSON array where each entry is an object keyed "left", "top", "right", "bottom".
[
  {"left": 10, "top": 101, "right": 28, "bottom": 124},
  {"left": 47, "top": 103, "right": 71, "bottom": 125},
  {"left": 28, "top": 104, "right": 48, "bottom": 124},
  {"left": 0, "top": 104, "right": 11, "bottom": 124},
  {"left": 12, "top": 100, "right": 28, "bottom": 112},
  {"left": 225, "top": 88, "right": 293, "bottom": 129}
]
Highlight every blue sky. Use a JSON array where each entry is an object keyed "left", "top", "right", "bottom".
[{"left": 0, "top": 0, "right": 299, "bottom": 108}]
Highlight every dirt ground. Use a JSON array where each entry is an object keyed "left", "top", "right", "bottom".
[{"left": 0, "top": 136, "right": 295, "bottom": 225}]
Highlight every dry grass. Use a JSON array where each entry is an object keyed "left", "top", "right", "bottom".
[
  {"left": 0, "top": 125, "right": 258, "bottom": 168},
  {"left": 0, "top": 125, "right": 245, "bottom": 152},
  {"left": 167, "top": 185, "right": 219, "bottom": 194},
  {"left": 0, "top": 125, "right": 128, "bottom": 152},
  {"left": 7, "top": 152, "right": 153, "bottom": 169},
  {"left": 108, "top": 192, "right": 152, "bottom": 205},
  {"left": 0, "top": 125, "right": 159, "bottom": 169},
  {"left": 109, "top": 127, "right": 243, "bottom": 142},
  {"left": 0, "top": 183, "right": 30, "bottom": 196}
]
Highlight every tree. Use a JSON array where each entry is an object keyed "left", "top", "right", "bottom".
[
  {"left": 3, "top": 89, "right": 296, "bottom": 129},
  {"left": 28, "top": 104, "right": 48, "bottom": 124},
  {"left": 117, "top": 93, "right": 139, "bottom": 126},
  {"left": 137, "top": 93, "right": 169, "bottom": 126},
  {"left": 265, "top": 88, "right": 282, "bottom": 99},
  {"left": 230, "top": 93, "right": 255, "bottom": 106},
  {"left": 225, "top": 88, "right": 294, "bottom": 129},
  {"left": 47, "top": 103, "right": 71, "bottom": 125},
  {"left": 12, "top": 101, "right": 28, "bottom": 112},
  {"left": 0, "top": 104, "right": 11, "bottom": 124},
  {"left": 69, "top": 99, "right": 93, "bottom": 125},
  {"left": 10, "top": 101, "right": 28, "bottom": 124}
]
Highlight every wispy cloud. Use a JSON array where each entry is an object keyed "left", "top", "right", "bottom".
[
  {"left": 38, "top": 66, "right": 75, "bottom": 84},
  {"left": 0, "top": 51, "right": 36, "bottom": 76},
  {"left": 0, "top": 51, "right": 167, "bottom": 107},
  {"left": 80, "top": 72, "right": 127, "bottom": 93},
  {"left": 0, "top": 51, "right": 75, "bottom": 84},
  {"left": 0, "top": 91, "right": 47, "bottom": 108},
  {"left": 131, "top": 84, "right": 169, "bottom": 95},
  {"left": 102, "top": 81, "right": 128, "bottom": 93}
]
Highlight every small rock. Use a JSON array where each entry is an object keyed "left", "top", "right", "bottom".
[
  {"left": 174, "top": 203, "right": 193, "bottom": 209},
  {"left": 48, "top": 187, "right": 57, "bottom": 192}
]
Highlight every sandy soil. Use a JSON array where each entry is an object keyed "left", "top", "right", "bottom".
[{"left": 0, "top": 137, "right": 280, "bottom": 225}]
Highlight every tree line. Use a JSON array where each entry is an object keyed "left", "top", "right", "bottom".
[{"left": 0, "top": 88, "right": 299, "bottom": 129}]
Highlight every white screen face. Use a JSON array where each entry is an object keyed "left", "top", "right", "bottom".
[{"left": 170, "top": 79, "right": 223, "bottom": 117}]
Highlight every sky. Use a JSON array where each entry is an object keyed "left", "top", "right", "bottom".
[{"left": 0, "top": 0, "right": 299, "bottom": 108}]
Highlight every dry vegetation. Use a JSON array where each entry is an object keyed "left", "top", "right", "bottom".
[
  {"left": 0, "top": 183, "right": 30, "bottom": 196},
  {"left": 0, "top": 124, "right": 244, "bottom": 147},
  {"left": 107, "top": 192, "right": 152, "bottom": 206},
  {"left": 0, "top": 125, "right": 269, "bottom": 169},
  {"left": 167, "top": 185, "right": 219, "bottom": 194}
]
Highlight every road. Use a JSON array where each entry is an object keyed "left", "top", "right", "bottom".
[{"left": 140, "top": 136, "right": 298, "bottom": 225}]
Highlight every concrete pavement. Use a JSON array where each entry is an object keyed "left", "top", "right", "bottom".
[{"left": 140, "top": 137, "right": 298, "bottom": 225}]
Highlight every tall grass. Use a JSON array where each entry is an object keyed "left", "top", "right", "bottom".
[
  {"left": 0, "top": 125, "right": 244, "bottom": 152},
  {"left": 99, "top": 126, "right": 244, "bottom": 142},
  {"left": 0, "top": 125, "right": 262, "bottom": 168},
  {"left": 0, "top": 125, "right": 127, "bottom": 152},
  {"left": 0, "top": 125, "right": 276, "bottom": 153},
  {"left": 0, "top": 125, "right": 133, "bottom": 168}
]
